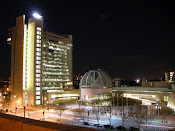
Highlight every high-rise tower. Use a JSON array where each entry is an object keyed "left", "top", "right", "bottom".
[{"left": 8, "top": 14, "right": 73, "bottom": 106}]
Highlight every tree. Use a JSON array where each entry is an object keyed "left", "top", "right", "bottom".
[
  {"left": 103, "top": 105, "right": 114, "bottom": 127},
  {"left": 131, "top": 103, "right": 154, "bottom": 130},
  {"left": 92, "top": 105, "right": 102, "bottom": 125},
  {"left": 57, "top": 103, "right": 66, "bottom": 123},
  {"left": 114, "top": 95, "right": 132, "bottom": 130},
  {"left": 73, "top": 107, "right": 87, "bottom": 124}
]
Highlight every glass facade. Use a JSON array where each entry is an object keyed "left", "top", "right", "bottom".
[
  {"left": 42, "top": 32, "right": 73, "bottom": 94},
  {"left": 80, "top": 69, "right": 112, "bottom": 88}
]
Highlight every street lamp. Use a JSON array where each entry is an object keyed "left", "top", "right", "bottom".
[
  {"left": 156, "top": 102, "right": 159, "bottom": 121},
  {"left": 112, "top": 93, "right": 115, "bottom": 107},
  {"left": 56, "top": 104, "right": 59, "bottom": 109},
  {"left": 42, "top": 103, "right": 46, "bottom": 120},
  {"left": 23, "top": 106, "right": 26, "bottom": 118}
]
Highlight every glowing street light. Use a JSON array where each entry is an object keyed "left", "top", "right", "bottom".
[
  {"left": 136, "top": 79, "right": 140, "bottom": 83},
  {"left": 33, "top": 13, "right": 42, "bottom": 19},
  {"left": 17, "top": 100, "right": 20, "bottom": 104}
]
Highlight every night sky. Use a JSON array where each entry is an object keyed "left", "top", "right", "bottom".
[{"left": 0, "top": 0, "right": 175, "bottom": 80}]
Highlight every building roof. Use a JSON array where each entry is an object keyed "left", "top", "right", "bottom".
[{"left": 80, "top": 69, "right": 112, "bottom": 88}]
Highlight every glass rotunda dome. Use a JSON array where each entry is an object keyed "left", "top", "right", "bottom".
[{"left": 80, "top": 69, "right": 112, "bottom": 88}]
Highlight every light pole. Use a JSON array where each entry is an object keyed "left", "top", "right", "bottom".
[
  {"left": 112, "top": 93, "right": 115, "bottom": 107},
  {"left": 156, "top": 102, "right": 159, "bottom": 121},
  {"left": 8, "top": 103, "right": 9, "bottom": 114},
  {"left": 56, "top": 104, "right": 59, "bottom": 109},
  {"left": 23, "top": 106, "right": 26, "bottom": 118},
  {"left": 126, "top": 95, "right": 128, "bottom": 116},
  {"left": 13, "top": 95, "right": 17, "bottom": 115},
  {"left": 42, "top": 103, "right": 46, "bottom": 119},
  {"left": 121, "top": 94, "right": 124, "bottom": 131},
  {"left": 116, "top": 94, "right": 119, "bottom": 106}
]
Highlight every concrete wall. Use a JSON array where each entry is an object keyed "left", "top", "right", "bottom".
[
  {"left": 142, "top": 81, "right": 171, "bottom": 88},
  {"left": 0, "top": 113, "right": 97, "bottom": 131},
  {"left": 114, "top": 80, "right": 121, "bottom": 87},
  {"left": 171, "top": 84, "right": 175, "bottom": 91},
  {"left": 0, "top": 117, "right": 22, "bottom": 131},
  {"left": 141, "top": 81, "right": 150, "bottom": 87},
  {"left": 113, "top": 86, "right": 172, "bottom": 92},
  {"left": 152, "top": 81, "right": 171, "bottom": 88}
]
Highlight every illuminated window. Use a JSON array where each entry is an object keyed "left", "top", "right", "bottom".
[
  {"left": 36, "top": 48, "right": 41, "bottom": 52},
  {"left": 164, "top": 96, "right": 168, "bottom": 101},
  {"left": 36, "top": 96, "right": 40, "bottom": 99},
  {"left": 37, "top": 27, "right": 41, "bottom": 31},
  {"left": 36, "top": 52, "right": 41, "bottom": 56},
  {"left": 36, "top": 91, "right": 40, "bottom": 95},
  {"left": 36, "top": 43, "right": 41, "bottom": 47},
  {"left": 36, "top": 61, "right": 41, "bottom": 64},
  {"left": 36, "top": 65, "right": 40, "bottom": 69},
  {"left": 37, "top": 40, "right": 41, "bottom": 43},
  {"left": 36, "top": 57, "right": 41, "bottom": 60},
  {"left": 36, "top": 70, "right": 40, "bottom": 73},
  {"left": 36, "top": 100, "right": 40, "bottom": 105},
  {"left": 37, "top": 35, "right": 41, "bottom": 39},
  {"left": 37, "top": 31, "right": 41, "bottom": 35},
  {"left": 36, "top": 83, "right": 40, "bottom": 86},
  {"left": 36, "top": 78, "right": 40, "bottom": 82},
  {"left": 36, "top": 74, "right": 40, "bottom": 77},
  {"left": 36, "top": 87, "right": 40, "bottom": 90}
]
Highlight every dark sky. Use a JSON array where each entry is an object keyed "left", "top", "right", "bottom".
[{"left": 0, "top": 0, "right": 175, "bottom": 80}]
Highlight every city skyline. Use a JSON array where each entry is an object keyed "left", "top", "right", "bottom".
[{"left": 1, "top": 1, "right": 175, "bottom": 80}]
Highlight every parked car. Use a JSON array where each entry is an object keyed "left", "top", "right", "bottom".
[
  {"left": 93, "top": 124, "right": 102, "bottom": 127},
  {"left": 83, "top": 122, "right": 89, "bottom": 125},
  {"left": 129, "top": 127, "right": 143, "bottom": 131},
  {"left": 104, "top": 125, "right": 114, "bottom": 129},
  {"left": 4, "top": 109, "right": 8, "bottom": 112},
  {"left": 116, "top": 126, "right": 126, "bottom": 130},
  {"left": 129, "top": 127, "right": 139, "bottom": 131}
]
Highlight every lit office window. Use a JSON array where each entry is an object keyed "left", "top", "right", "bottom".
[
  {"left": 36, "top": 48, "right": 41, "bottom": 52},
  {"left": 36, "top": 83, "right": 40, "bottom": 86},
  {"left": 36, "top": 74, "right": 40, "bottom": 77},
  {"left": 36, "top": 70, "right": 40, "bottom": 73},
  {"left": 36, "top": 87, "right": 40, "bottom": 90},
  {"left": 36, "top": 91, "right": 40, "bottom": 95},
  {"left": 37, "top": 31, "right": 41, "bottom": 35},
  {"left": 37, "top": 40, "right": 41, "bottom": 43},
  {"left": 36, "top": 61, "right": 41, "bottom": 64},
  {"left": 36, "top": 78, "right": 40, "bottom": 82},
  {"left": 36, "top": 57, "right": 41, "bottom": 60},
  {"left": 36, "top": 100, "right": 40, "bottom": 105},
  {"left": 36, "top": 52, "right": 41, "bottom": 56},
  {"left": 37, "top": 27, "right": 41, "bottom": 31},
  {"left": 37, "top": 35, "right": 41, "bottom": 39},
  {"left": 36, "top": 65, "right": 40, "bottom": 69},
  {"left": 36, "top": 43, "right": 41, "bottom": 47},
  {"left": 36, "top": 96, "right": 40, "bottom": 99}
]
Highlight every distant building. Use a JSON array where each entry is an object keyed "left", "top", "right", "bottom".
[
  {"left": 112, "top": 78, "right": 122, "bottom": 87},
  {"left": 7, "top": 14, "right": 73, "bottom": 106},
  {"left": 142, "top": 80, "right": 171, "bottom": 88},
  {"left": 165, "top": 70, "right": 175, "bottom": 82},
  {"left": 73, "top": 74, "right": 82, "bottom": 89}
]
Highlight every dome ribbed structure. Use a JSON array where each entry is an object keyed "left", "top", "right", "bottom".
[{"left": 80, "top": 69, "right": 112, "bottom": 88}]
